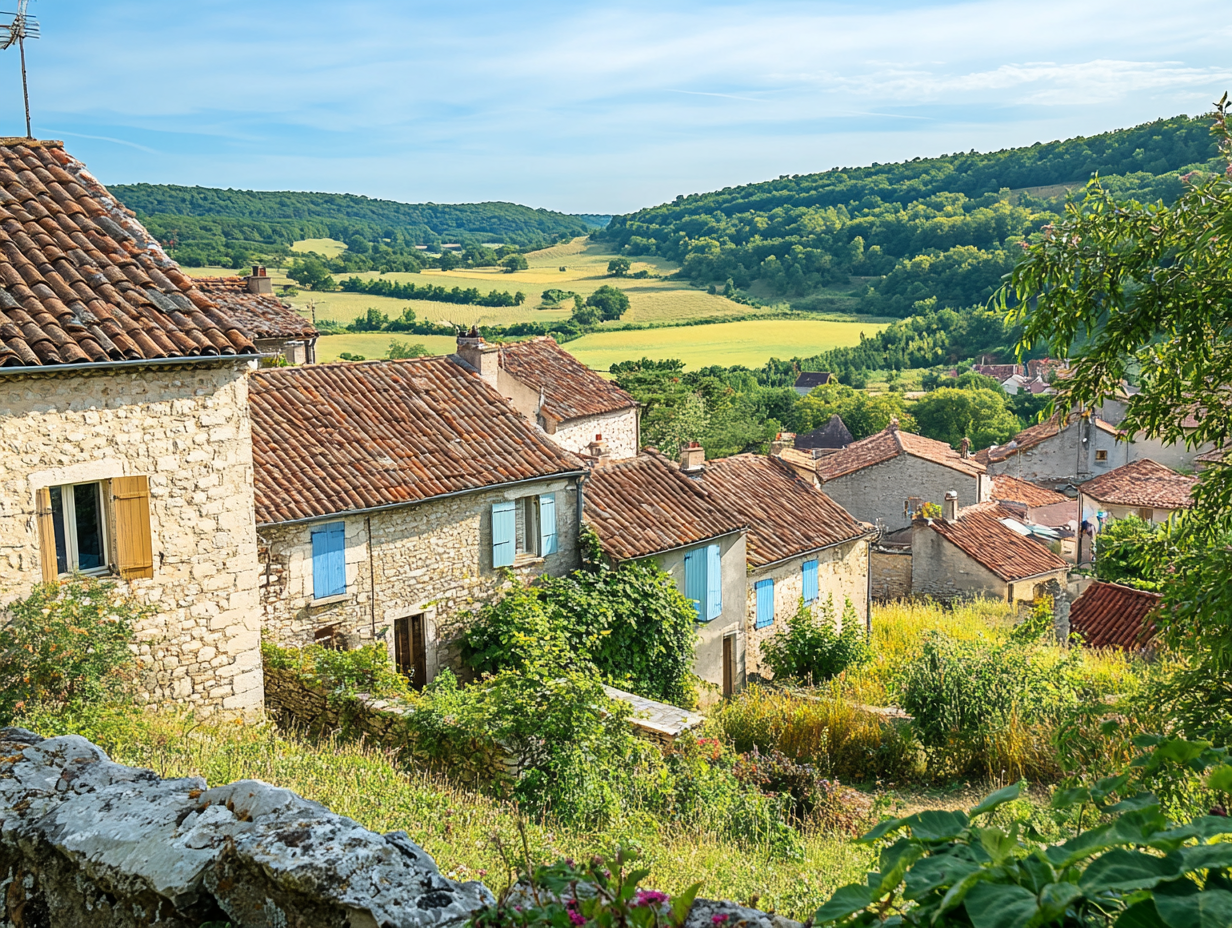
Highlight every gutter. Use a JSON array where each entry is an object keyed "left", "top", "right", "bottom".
[
  {"left": 258, "top": 469, "right": 587, "bottom": 530},
  {"left": 0, "top": 353, "right": 261, "bottom": 378}
]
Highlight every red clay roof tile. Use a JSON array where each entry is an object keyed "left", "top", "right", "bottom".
[
  {"left": 926, "top": 506, "right": 1069, "bottom": 581},
  {"left": 991, "top": 475, "right": 1070, "bottom": 508},
  {"left": 1069, "top": 581, "right": 1160, "bottom": 649},
  {"left": 1078, "top": 459, "right": 1196, "bottom": 510},
  {"left": 497, "top": 337, "right": 637, "bottom": 424},
  {"left": 190, "top": 277, "right": 318, "bottom": 341},
  {"left": 817, "top": 423, "right": 985, "bottom": 481}
]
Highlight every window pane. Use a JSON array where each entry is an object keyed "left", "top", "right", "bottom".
[
  {"left": 74, "top": 483, "right": 105, "bottom": 570},
  {"left": 49, "top": 486, "right": 68, "bottom": 575}
]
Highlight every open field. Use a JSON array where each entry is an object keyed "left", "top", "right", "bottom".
[
  {"left": 315, "top": 334, "right": 460, "bottom": 362},
  {"left": 292, "top": 238, "right": 349, "bottom": 258},
  {"left": 564, "top": 318, "right": 885, "bottom": 371}
]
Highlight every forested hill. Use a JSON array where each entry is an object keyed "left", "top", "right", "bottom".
[
  {"left": 601, "top": 115, "right": 1219, "bottom": 317},
  {"left": 110, "top": 184, "right": 591, "bottom": 267}
]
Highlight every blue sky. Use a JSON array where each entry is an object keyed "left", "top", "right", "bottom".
[{"left": 2, "top": 0, "right": 1229, "bottom": 214}]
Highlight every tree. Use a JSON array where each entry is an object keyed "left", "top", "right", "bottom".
[
  {"left": 794, "top": 383, "right": 915, "bottom": 439},
  {"left": 437, "top": 250, "right": 461, "bottom": 271},
  {"left": 909, "top": 387, "right": 1021, "bottom": 449},
  {"left": 607, "top": 257, "right": 631, "bottom": 277},
  {"left": 585, "top": 285, "right": 630, "bottom": 322},
  {"left": 386, "top": 340, "right": 430, "bottom": 359},
  {"left": 501, "top": 254, "right": 528, "bottom": 273},
  {"left": 1005, "top": 99, "right": 1232, "bottom": 738},
  {"left": 287, "top": 256, "right": 335, "bottom": 291},
  {"left": 571, "top": 296, "right": 600, "bottom": 326}
]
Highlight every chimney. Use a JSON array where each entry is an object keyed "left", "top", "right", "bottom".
[
  {"left": 454, "top": 326, "right": 500, "bottom": 387},
  {"left": 959, "top": 437, "right": 971, "bottom": 459},
  {"left": 769, "top": 431, "right": 795, "bottom": 455},
  {"left": 588, "top": 434, "right": 610, "bottom": 466},
  {"left": 887, "top": 417, "right": 900, "bottom": 432},
  {"left": 679, "top": 441, "right": 705, "bottom": 475},
  {"left": 245, "top": 265, "right": 273, "bottom": 295},
  {"left": 943, "top": 490, "right": 959, "bottom": 523}
]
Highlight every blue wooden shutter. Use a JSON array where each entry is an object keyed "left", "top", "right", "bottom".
[
  {"left": 802, "top": 558, "right": 819, "bottom": 604},
  {"left": 492, "top": 501, "right": 516, "bottom": 567},
  {"left": 755, "top": 578, "right": 775, "bottom": 629},
  {"left": 311, "top": 521, "right": 346, "bottom": 599},
  {"left": 706, "top": 543, "right": 723, "bottom": 621},
  {"left": 683, "top": 548, "right": 705, "bottom": 621},
  {"left": 539, "top": 494, "right": 557, "bottom": 556}
]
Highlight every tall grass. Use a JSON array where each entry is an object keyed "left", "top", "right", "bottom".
[{"left": 14, "top": 703, "right": 871, "bottom": 919}]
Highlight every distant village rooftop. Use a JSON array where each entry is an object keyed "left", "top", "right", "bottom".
[
  {"left": 0, "top": 138, "right": 254, "bottom": 367},
  {"left": 191, "top": 273, "right": 318, "bottom": 342},
  {"left": 794, "top": 414, "right": 854, "bottom": 451},
  {"left": 925, "top": 503, "right": 1069, "bottom": 582},
  {"left": 496, "top": 336, "right": 637, "bottom": 424},
  {"left": 1069, "top": 580, "right": 1160, "bottom": 650},
  {"left": 793, "top": 371, "right": 833, "bottom": 392},
  {"left": 816, "top": 420, "right": 985, "bottom": 482},
  {"left": 1078, "top": 458, "right": 1196, "bottom": 511},
  {"left": 991, "top": 475, "right": 1070, "bottom": 508}
]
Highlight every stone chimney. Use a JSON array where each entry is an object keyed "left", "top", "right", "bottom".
[
  {"left": 943, "top": 490, "right": 958, "bottom": 523},
  {"left": 679, "top": 442, "right": 705, "bottom": 476},
  {"left": 588, "top": 434, "right": 610, "bottom": 466},
  {"left": 245, "top": 266, "right": 274, "bottom": 295},
  {"left": 454, "top": 326, "right": 500, "bottom": 387},
  {"left": 959, "top": 437, "right": 971, "bottom": 459},
  {"left": 888, "top": 417, "right": 900, "bottom": 432},
  {"left": 769, "top": 432, "right": 795, "bottom": 455}
]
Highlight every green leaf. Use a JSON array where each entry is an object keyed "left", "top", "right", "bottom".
[
  {"left": 902, "top": 854, "right": 982, "bottom": 901},
  {"left": 1153, "top": 882, "right": 1232, "bottom": 928},
  {"left": 971, "top": 782, "right": 1023, "bottom": 818},
  {"left": 1051, "top": 786, "right": 1090, "bottom": 810},
  {"left": 978, "top": 827, "right": 1019, "bottom": 866},
  {"left": 1207, "top": 765, "right": 1232, "bottom": 793},
  {"left": 1114, "top": 900, "right": 1169, "bottom": 928},
  {"left": 859, "top": 817, "right": 907, "bottom": 844},
  {"left": 1105, "top": 793, "right": 1162, "bottom": 815},
  {"left": 876, "top": 839, "right": 924, "bottom": 896},
  {"left": 1078, "top": 849, "right": 1183, "bottom": 894},
  {"left": 905, "top": 810, "right": 970, "bottom": 842},
  {"left": 1189, "top": 817, "right": 1232, "bottom": 840},
  {"left": 669, "top": 882, "right": 701, "bottom": 928},
  {"left": 962, "top": 882, "right": 1038, "bottom": 928},
  {"left": 814, "top": 884, "right": 872, "bottom": 924},
  {"left": 936, "top": 869, "right": 989, "bottom": 918},
  {"left": 1180, "top": 843, "right": 1232, "bottom": 873},
  {"left": 1035, "top": 882, "right": 1083, "bottom": 924}
]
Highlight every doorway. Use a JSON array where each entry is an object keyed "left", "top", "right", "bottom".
[
  {"left": 394, "top": 613, "right": 428, "bottom": 691},
  {"left": 722, "top": 634, "right": 736, "bottom": 698}
]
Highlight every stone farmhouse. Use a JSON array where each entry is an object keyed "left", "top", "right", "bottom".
[
  {"left": 192, "top": 269, "right": 319, "bottom": 365},
  {"left": 910, "top": 496, "right": 1069, "bottom": 604},
  {"left": 249, "top": 356, "right": 586, "bottom": 688},
  {"left": 1078, "top": 458, "right": 1196, "bottom": 529},
  {"left": 582, "top": 447, "right": 748, "bottom": 700},
  {"left": 0, "top": 138, "right": 264, "bottom": 715},
  {"left": 810, "top": 420, "right": 992, "bottom": 533},
  {"left": 454, "top": 333, "right": 640, "bottom": 459},
  {"left": 697, "top": 453, "right": 874, "bottom": 681}
]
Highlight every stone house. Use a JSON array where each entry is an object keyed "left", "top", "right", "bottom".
[
  {"left": 794, "top": 415, "right": 853, "bottom": 454},
  {"left": 454, "top": 334, "right": 640, "bottom": 459},
  {"left": 1068, "top": 580, "right": 1160, "bottom": 652},
  {"left": 249, "top": 356, "right": 586, "bottom": 688},
  {"left": 911, "top": 496, "right": 1069, "bottom": 604},
  {"left": 1078, "top": 458, "right": 1196, "bottom": 529},
  {"left": 192, "top": 269, "right": 319, "bottom": 365},
  {"left": 811, "top": 420, "right": 992, "bottom": 532},
  {"left": 793, "top": 371, "right": 833, "bottom": 396},
  {"left": 990, "top": 475, "right": 1077, "bottom": 530},
  {"left": 697, "top": 453, "right": 873, "bottom": 681},
  {"left": 582, "top": 447, "right": 747, "bottom": 700},
  {"left": 0, "top": 138, "right": 264, "bottom": 715}
]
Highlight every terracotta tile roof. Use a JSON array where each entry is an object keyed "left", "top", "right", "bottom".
[
  {"left": 0, "top": 139, "right": 253, "bottom": 367},
  {"left": 925, "top": 507, "right": 1069, "bottom": 581},
  {"left": 1069, "top": 581, "right": 1160, "bottom": 649},
  {"left": 816, "top": 423, "right": 985, "bottom": 482},
  {"left": 248, "top": 356, "right": 584, "bottom": 525},
  {"left": 1197, "top": 447, "right": 1230, "bottom": 465},
  {"left": 1078, "top": 458, "right": 1196, "bottom": 511},
  {"left": 1093, "top": 418, "right": 1123, "bottom": 436},
  {"left": 190, "top": 277, "right": 318, "bottom": 341},
  {"left": 973, "top": 363, "right": 1022, "bottom": 381},
  {"left": 978, "top": 415, "right": 1065, "bottom": 464},
  {"left": 701, "top": 454, "right": 869, "bottom": 567},
  {"left": 497, "top": 337, "right": 637, "bottom": 424},
  {"left": 795, "top": 414, "right": 853, "bottom": 451},
  {"left": 991, "top": 475, "right": 1070, "bottom": 508},
  {"left": 794, "top": 371, "right": 833, "bottom": 390},
  {"left": 583, "top": 451, "right": 745, "bottom": 561}
]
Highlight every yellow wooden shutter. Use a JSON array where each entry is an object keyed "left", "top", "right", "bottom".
[
  {"left": 112, "top": 476, "right": 154, "bottom": 580},
  {"left": 35, "top": 486, "right": 58, "bottom": 583}
]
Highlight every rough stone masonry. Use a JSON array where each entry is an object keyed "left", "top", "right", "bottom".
[{"left": 0, "top": 728, "right": 801, "bottom": 928}]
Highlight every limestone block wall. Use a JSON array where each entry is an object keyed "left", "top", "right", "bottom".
[
  {"left": 550, "top": 409, "right": 639, "bottom": 460},
  {"left": 821, "top": 455, "right": 984, "bottom": 533},
  {"left": 0, "top": 364, "right": 262, "bottom": 715},
  {"left": 910, "top": 521, "right": 1009, "bottom": 603},
  {"left": 258, "top": 477, "right": 581, "bottom": 682},
  {"left": 870, "top": 548, "right": 912, "bottom": 602}
]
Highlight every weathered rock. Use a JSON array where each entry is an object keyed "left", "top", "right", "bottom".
[{"left": 0, "top": 728, "right": 494, "bottom": 927}]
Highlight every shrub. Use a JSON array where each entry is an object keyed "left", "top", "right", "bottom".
[
  {"left": 760, "top": 596, "right": 870, "bottom": 685},
  {"left": 0, "top": 578, "right": 144, "bottom": 721},
  {"left": 1093, "top": 514, "right": 1162, "bottom": 589},
  {"left": 262, "top": 640, "right": 413, "bottom": 703}
]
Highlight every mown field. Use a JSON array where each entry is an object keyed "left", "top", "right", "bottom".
[{"left": 315, "top": 334, "right": 460, "bottom": 362}]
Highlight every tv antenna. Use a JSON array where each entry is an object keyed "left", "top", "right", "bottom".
[{"left": 1, "top": 0, "right": 40, "bottom": 138}]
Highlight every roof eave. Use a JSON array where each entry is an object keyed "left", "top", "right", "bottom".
[{"left": 748, "top": 528, "right": 877, "bottom": 572}]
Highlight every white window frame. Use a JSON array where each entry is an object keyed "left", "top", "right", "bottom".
[{"left": 50, "top": 481, "right": 110, "bottom": 577}]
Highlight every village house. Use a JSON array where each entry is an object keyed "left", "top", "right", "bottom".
[
  {"left": 910, "top": 495, "right": 1069, "bottom": 604},
  {"left": 697, "top": 453, "right": 874, "bottom": 681},
  {"left": 1068, "top": 580, "right": 1160, "bottom": 653},
  {"left": 582, "top": 447, "right": 748, "bottom": 700},
  {"left": 192, "top": 269, "right": 319, "bottom": 365},
  {"left": 809, "top": 420, "right": 992, "bottom": 533},
  {"left": 793, "top": 414, "right": 853, "bottom": 454},
  {"left": 1078, "top": 458, "right": 1196, "bottom": 529},
  {"left": 249, "top": 356, "right": 586, "bottom": 688},
  {"left": 991, "top": 475, "right": 1077, "bottom": 529},
  {"left": 793, "top": 371, "right": 833, "bottom": 396},
  {"left": 0, "top": 138, "right": 264, "bottom": 714},
  {"left": 454, "top": 334, "right": 640, "bottom": 459}
]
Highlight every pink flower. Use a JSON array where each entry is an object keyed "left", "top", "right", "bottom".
[
  {"left": 568, "top": 910, "right": 586, "bottom": 926},
  {"left": 712, "top": 915, "right": 730, "bottom": 925},
  {"left": 634, "top": 890, "right": 670, "bottom": 907}
]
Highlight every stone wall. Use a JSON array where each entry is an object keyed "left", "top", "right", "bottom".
[
  {"left": 550, "top": 409, "right": 639, "bottom": 460},
  {"left": 0, "top": 726, "right": 798, "bottom": 928},
  {"left": 259, "top": 478, "right": 581, "bottom": 685},
  {"left": 870, "top": 547, "right": 912, "bottom": 601},
  {"left": 821, "top": 454, "right": 985, "bottom": 533},
  {"left": 910, "top": 520, "right": 1008, "bottom": 603},
  {"left": 0, "top": 363, "right": 262, "bottom": 716}
]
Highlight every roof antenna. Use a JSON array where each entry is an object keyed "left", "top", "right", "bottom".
[{"left": 0, "top": 0, "right": 40, "bottom": 138}]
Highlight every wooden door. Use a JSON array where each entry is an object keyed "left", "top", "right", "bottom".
[
  {"left": 394, "top": 615, "right": 428, "bottom": 690},
  {"left": 722, "top": 635, "right": 735, "bottom": 698}
]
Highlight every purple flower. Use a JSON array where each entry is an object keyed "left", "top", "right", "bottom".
[
  {"left": 634, "top": 890, "right": 670, "bottom": 907},
  {"left": 712, "top": 915, "right": 730, "bottom": 925},
  {"left": 568, "top": 910, "right": 586, "bottom": 926}
]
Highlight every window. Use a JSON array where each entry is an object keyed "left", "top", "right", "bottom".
[
  {"left": 311, "top": 521, "right": 346, "bottom": 599},
  {"left": 1095, "top": 449, "right": 1108, "bottom": 462},
  {"left": 494, "top": 495, "right": 557, "bottom": 567},
  {"left": 755, "top": 578, "right": 775, "bottom": 629},
  {"left": 47, "top": 482, "right": 107, "bottom": 575},
  {"left": 35, "top": 476, "right": 153, "bottom": 583},
  {"left": 683, "top": 542, "right": 723, "bottom": 622},
  {"left": 802, "top": 558, "right": 819, "bottom": 604}
]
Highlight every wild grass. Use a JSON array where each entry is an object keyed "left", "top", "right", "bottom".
[
  {"left": 15, "top": 703, "right": 872, "bottom": 919},
  {"left": 315, "top": 333, "right": 463, "bottom": 362}
]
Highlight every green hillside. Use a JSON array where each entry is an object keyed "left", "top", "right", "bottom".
[
  {"left": 111, "top": 184, "right": 591, "bottom": 268},
  {"left": 601, "top": 115, "right": 1220, "bottom": 317}
]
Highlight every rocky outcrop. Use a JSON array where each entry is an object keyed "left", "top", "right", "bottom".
[{"left": 0, "top": 727, "right": 493, "bottom": 927}]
